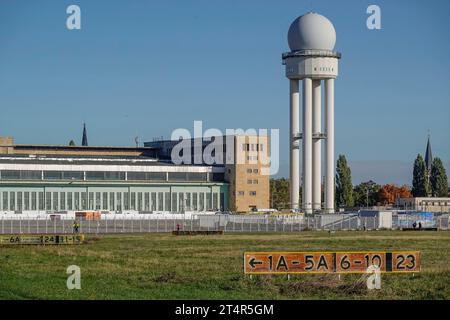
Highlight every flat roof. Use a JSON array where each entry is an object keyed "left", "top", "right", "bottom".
[
  {"left": 0, "top": 155, "right": 225, "bottom": 172},
  {"left": 13, "top": 144, "right": 156, "bottom": 151}
]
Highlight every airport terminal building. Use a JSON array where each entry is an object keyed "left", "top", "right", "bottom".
[{"left": 0, "top": 135, "right": 269, "bottom": 213}]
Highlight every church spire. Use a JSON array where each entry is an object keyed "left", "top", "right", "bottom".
[
  {"left": 82, "top": 123, "right": 88, "bottom": 146},
  {"left": 425, "top": 133, "right": 432, "bottom": 172}
]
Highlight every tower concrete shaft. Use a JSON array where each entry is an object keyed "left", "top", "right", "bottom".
[
  {"left": 283, "top": 12, "right": 340, "bottom": 214},
  {"left": 290, "top": 80, "right": 300, "bottom": 210},
  {"left": 302, "top": 78, "right": 313, "bottom": 214},
  {"left": 312, "top": 80, "right": 322, "bottom": 211},
  {"left": 325, "top": 78, "right": 335, "bottom": 213}
]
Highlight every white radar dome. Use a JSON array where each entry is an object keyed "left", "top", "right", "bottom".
[{"left": 288, "top": 12, "right": 336, "bottom": 51}]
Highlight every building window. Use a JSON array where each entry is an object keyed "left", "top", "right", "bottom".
[
  {"left": 249, "top": 191, "right": 257, "bottom": 196},
  {"left": 102, "top": 192, "right": 108, "bottom": 210},
  {"left": 24, "top": 192, "right": 30, "bottom": 210},
  {"left": 144, "top": 193, "right": 150, "bottom": 211},
  {"left": 75, "top": 193, "right": 81, "bottom": 210},
  {"left": 80, "top": 192, "right": 86, "bottom": 210},
  {"left": 117, "top": 192, "right": 122, "bottom": 211},
  {"left": 247, "top": 169, "right": 253, "bottom": 174},
  {"left": 186, "top": 193, "right": 191, "bottom": 211},
  {"left": 206, "top": 193, "right": 212, "bottom": 211},
  {"left": 213, "top": 193, "right": 218, "bottom": 211},
  {"left": 60, "top": 192, "right": 66, "bottom": 211},
  {"left": 238, "top": 191, "right": 244, "bottom": 196},
  {"left": 127, "top": 172, "right": 166, "bottom": 181},
  {"left": 67, "top": 192, "right": 73, "bottom": 211},
  {"left": 158, "top": 193, "right": 164, "bottom": 211},
  {"left": 220, "top": 192, "right": 225, "bottom": 211},
  {"left": 130, "top": 192, "right": 136, "bottom": 210},
  {"left": 178, "top": 193, "right": 184, "bottom": 211},
  {"left": 10, "top": 192, "right": 15, "bottom": 211},
  {"left": 45, "top": 192, "right": 51, "bottom": 210},
  {"left": 31, "top": 192, "right": 37, "bottom": 210},
  {"left": 193, "top": 193, "right": 198, "bottom": 211},
  {"left": 247, "top": 179, "right": 253, "bottom": 184},
  {"left": 168, "top": 172, "right": 187, "bottom": 181},
  {"left": 53, "top": 192, "right": 58, "bottom": 211},
  {"left": 95, "top": 192, "right": 102, "bottom": 210},
  {"left": 89, "top": 192, "right": 95, "bottom": 210},
  {"left": 124, "top": 192, "right": 129, "bottom": 210},
  {"left": 165, "top": 192, "right": 171, "bottom": 211},
  {"left": 102, "top": 192, "right": 111, "bottom": 211},
  {"left": 85, "top": 171, "right": 125, "bottom": 181},
  {"left": 199, "top": 193, "right": 205, "bottom": 211},
  {"left": 253, "top": 169, "right": 259, "bottom": 173},
  {"left": 253, "top": 179, "right": 258, "bottom": 184},
  {"left": 38, "top": 192, "right": 44, "bottom": 210},
  {"left": 2, "top": 192, "right": 8, "bottom": 210},
  {"left": 171, "top": 193, "right": 178, "bottom": 212},
  {"left": 137, "top": 192, "right": 143, "bottom": 211},
  {"left": 17, "top": 192, "right": 22, "bottom": 211},
  {"left": 151, "top": 192, "right": 157, "bottom": 211}
]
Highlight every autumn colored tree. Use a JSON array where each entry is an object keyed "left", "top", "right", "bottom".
[{"left": 378, "top": 184, "right": 412, "bottom": 205}]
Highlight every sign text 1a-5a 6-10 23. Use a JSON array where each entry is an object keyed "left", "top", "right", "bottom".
[{"left": 244, "top": 251, "right": 420, "bottom": 274}]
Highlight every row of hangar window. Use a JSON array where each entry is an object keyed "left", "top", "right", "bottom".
[
  {"left": 0, "top": 191, "right": 225, "bottom": 212},
  {"left": 0, "top": 170, "right": 224, "bottom": 182}
]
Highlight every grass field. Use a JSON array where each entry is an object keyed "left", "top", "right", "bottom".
[{"left": 0, "top": 231, "right": 449, "bottom": 300}]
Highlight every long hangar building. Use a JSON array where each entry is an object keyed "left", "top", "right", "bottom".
[{"left": 0, "top": 135, "right": 269, "bottom": 213}]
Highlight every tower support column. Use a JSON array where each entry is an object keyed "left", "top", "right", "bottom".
[
  {"left": 312, "top": 79, "right": 322, "bottom": 211},
  {"left": 302, "top": 78, "right": 313, "bottom": 214},
  {"left": 289, "top": 79, "right": 300, "bottom": 210},
  {"left": 325, "top": 78, "right": 335, "bottom": 213}
]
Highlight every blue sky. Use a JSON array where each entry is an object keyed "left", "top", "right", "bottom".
[{"left": 0, "top": 0, "right": 449, "bottom": 185}]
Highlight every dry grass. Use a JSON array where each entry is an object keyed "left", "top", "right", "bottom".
[{"left": 0, "top": 231, "right": 449, "bottom": 300}]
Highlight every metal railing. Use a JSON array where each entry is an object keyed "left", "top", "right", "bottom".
[{"left": 0, "top": 214, "right": 448, "bottom": 234}]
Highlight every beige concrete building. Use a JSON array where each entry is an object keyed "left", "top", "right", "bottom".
[
  {"left": 396, "top": 197, "right": 450, "bottom": 213},
  {"left": 225, "top": 135, "right": 270, "bottom": 212}
]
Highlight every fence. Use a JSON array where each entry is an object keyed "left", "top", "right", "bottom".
[{"left": 0, "top": 214, "right": 448, "bottom": 234}]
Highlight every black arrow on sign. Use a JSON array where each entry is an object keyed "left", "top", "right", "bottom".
[{"left": 249, "top": 257, "right": 263, "bottom": 268}]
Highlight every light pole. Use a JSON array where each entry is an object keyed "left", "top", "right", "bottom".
[{"left": 366, "top": 188, "right": 369, "bottom": 209}]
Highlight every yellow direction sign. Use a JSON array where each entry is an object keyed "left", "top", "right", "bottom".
[
  {"left": 244, "top": 251, "right": 421, "bottom": 274},
  {"left": 0, "top": 234, "right": 85, "bottom": 245}
]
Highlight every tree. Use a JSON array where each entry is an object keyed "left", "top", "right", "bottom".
[
  {"left": 412, "top": 154, "right": 431, "bottom": 197},
  {"left": 430, "top": 157, "right": 449, "bottom": 197},
  {"left": 378, "top": 184, "right": 412, "bottom": 205},
  {"left": 270, "top": 178, "right": 289, "bottom": 210},
  {"left": 69, "top": 140, "right": 76, "bottom": 146},
  {"left": 270, "top": 178, "right": 302, "bottom": 210},
  {"left": 353, "top": 180, "right": 380, "bottom": 208},
  {"left": 335, "top": 155, "right": 354, "bottom": 208}
]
